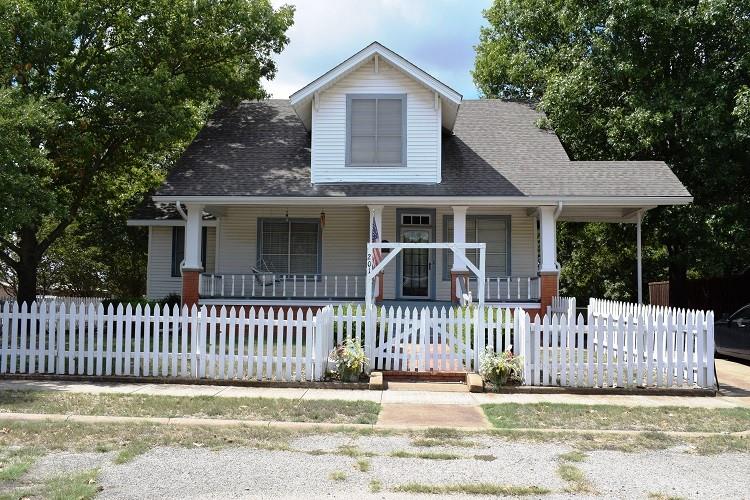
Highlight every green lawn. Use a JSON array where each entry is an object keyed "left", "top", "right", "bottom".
[
  {"left": 482, "top": 403, "right": 750, "bottom": 433},
  {"left": 0, "top": 390, "right": 380, "bottom": 425}
]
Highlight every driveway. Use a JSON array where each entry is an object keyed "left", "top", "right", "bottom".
[{"left": 716, "top": 357, "right": 750, "bottom": 405}]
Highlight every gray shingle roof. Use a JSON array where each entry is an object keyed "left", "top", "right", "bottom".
[{"left": 151, "top": 98, "right": 690, "bottom": 200}]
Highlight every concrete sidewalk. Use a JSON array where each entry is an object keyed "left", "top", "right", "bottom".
[{"left": 0, "top": 379, "right": 745, "bottom": 409}]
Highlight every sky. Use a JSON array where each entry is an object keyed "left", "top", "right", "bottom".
[{"left": 264, "top": 0, "right": 492, "bottom": 99}]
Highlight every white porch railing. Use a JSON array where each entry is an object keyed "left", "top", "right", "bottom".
[
  {"left": 461, "top": 276, "right": 540, "bottom": 302},
  {"left": 199, "top": 273, "right": 366, "bottom": 300}
]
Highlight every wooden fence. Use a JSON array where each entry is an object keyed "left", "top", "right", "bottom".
[{"left": 0, "top": 300, "right": 715, "bottom": 389}]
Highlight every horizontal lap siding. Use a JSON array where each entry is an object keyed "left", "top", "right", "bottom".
[
  {"left": 216, "top": 206, "right": 369, "bottom": 276},
  {"left": 312, "top": 59, "right": 440, "bottom": 183},
  {"left": 147, "top": 227, "right": 216, "bottom": 300}
]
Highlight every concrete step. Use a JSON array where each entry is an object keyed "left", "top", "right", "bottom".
[{"left": 386, "top": 381, "right": 469, "bottom": 393}]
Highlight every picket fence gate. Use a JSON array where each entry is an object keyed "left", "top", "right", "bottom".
[{"left": 0, "top": 300, "right": 716, "bottom": 389}]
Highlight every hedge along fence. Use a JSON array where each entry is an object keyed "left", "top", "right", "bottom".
[{"left": 0, "top": 301, "right": 715, "bottom": 389}]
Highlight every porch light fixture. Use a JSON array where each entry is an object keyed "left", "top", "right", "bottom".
[{"left": 320, "top": 210, "right": 326, "bottom": 227}]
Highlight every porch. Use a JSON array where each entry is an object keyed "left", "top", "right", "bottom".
[{"left": 133, "top": 200, "right": 652, "bottom": 312}]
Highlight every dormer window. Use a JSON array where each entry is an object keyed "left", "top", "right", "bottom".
[{"left": 346, "top": 94, "right": 406, "bottom": 167}]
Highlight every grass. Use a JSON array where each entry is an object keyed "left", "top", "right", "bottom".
[
  {"left": 482, "top": 403, "right": 750, "bottom": 433},
  {"left": 648, "top": 493, "right": 685, "bottom": 500},
  {"left": 392, "top": 482, "right": 550, "bottom": 496},
  {"left": 410, "top": 427, "right": 477, "bottom": 448},
  {"left": 356, "top": 458, "right": 371, "bottom": 472},
  {"left": 558, "top": 450, "right": 587, "bottom": 462},
  {"left": 328, "top": 471, "right": 346, "bottom": 481},
  {"left": 557, "top": 463, "right": 596, "bottom": 494},
  {"left": 369, "top": 479, "right": 382, "bottom": 493},
  {"left": 45, "top": 469, "right": 101, "bottom": 500},
  {"left": 389, "top": 450, "right": 461, "bottom": 460},
  {"left": 473, "top": 454, "right": 496, "bottom": 461},
  {"left": 0, "top": 390, "right": 380, "bottom": 425},
  {"left": 0, "top": 447, "right": 40, "bottom": 482},
  {"left": 113, "top": 441, "right": 151, "bottom": 464}
]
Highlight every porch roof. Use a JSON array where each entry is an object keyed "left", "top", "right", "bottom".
[{"left": 146, "top": 99, "right": 690, "bottom": 207}]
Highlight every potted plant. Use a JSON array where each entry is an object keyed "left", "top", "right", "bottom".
[
  {"left": 331, "top": 338, "right": 368, "bottom": 382},
  {"left": 479, "top": 347, "right": 523, "bottom": 388}
]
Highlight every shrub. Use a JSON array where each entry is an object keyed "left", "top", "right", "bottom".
[
  {"left": 331, "top": 338, "right": 369, "bottom": 382},
  {"left": 479, "top": 347, "right": 523, "bottom": 387}
]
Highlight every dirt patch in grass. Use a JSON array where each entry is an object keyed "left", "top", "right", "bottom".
[
  {"left": 392, "top": 482, "right": 550, "bottom": 496},
  {"left": 482, "top": 403, "right": 750, "bottom": 433},
  {"left": 0, "top": 390, "right": 380, "bottom": 425}
]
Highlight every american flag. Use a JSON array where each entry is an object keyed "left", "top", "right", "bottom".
[{"left": 371, "top": 217, "right": 382, "bottom": 268}]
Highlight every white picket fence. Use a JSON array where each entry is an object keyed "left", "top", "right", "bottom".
[
  {"left": 0, "top": 302, "right": 322, "bottom": 382},
  {"left": 0, "top": 299, "right": 715, "bottom": 390}
]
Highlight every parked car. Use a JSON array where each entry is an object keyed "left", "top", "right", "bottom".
[{"left": 715, "top": 304, "right": 750, "bottom": 361}]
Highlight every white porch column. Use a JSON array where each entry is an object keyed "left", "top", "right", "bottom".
[
  {"left": 368, "top": 205, "right": 384, "bottom": 300},
  {"left": 637, "top": 210, "right": 643, "bottom": 304},
  {"left": 451, "top": 206, "right": 468, "bottom": 271},
  {"left": 183, "top": 203, "right": 204, "bottom": 270},
  {"left": 538, "top": 206, "right": 557, "bottom": 273}
]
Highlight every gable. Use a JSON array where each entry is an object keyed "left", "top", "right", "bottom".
[{"left": 290, "top": 42, "right": 462, "bottom": 131}]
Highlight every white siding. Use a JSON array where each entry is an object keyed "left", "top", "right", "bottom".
[
  {"left": 311, "top": 59, "right": 441, "bottom": 183},
  {"left": 146, "top": 226, "right": 216, "bottom": 300}
]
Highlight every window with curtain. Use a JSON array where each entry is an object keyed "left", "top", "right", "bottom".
[
  {"left": 171, "top": 226, "right": 207, "bottom": 277},
  {"left": 258, "top": 219, "right": 321, "bottom": 275},
  {"left": 346, "top": 94, "right": 406, "bottom": 166},
  {"left": 443, "top": 216, "right": 510, "bottom": 279}
]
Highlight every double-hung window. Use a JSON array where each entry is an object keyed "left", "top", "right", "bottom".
[
  {"left": 346, "top": 94, "right": 406, "bottom": 167},
  {"left": 258, "top": 219, "right": 321, "bottom": 275},
  {"left": 443, "top": 216, "right": 510, "bottom": 278}
]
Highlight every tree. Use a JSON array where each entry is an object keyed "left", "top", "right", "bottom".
[
  {"left": 474, "top": 0, "right": 750, "bottom": 305},
  {"left": 0, "top": 0, "right": 294, "bottom": 304}
]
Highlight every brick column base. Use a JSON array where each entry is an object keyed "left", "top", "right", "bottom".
[
  {"left": 375, "top": 272, "right": 384, "bottom": 303},
  {"left": 450, "top": 270, "right": 471, "bottom": 304},
  {"left": 181, "top": 269, "right": 202, "bottom": 308},
  {"left": 539, "top": 271, "right": 559, "bottom": 316}
]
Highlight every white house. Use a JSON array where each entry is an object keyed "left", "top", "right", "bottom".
[{"left": 128, "top": 42, "right": 691, "bottom": 315}]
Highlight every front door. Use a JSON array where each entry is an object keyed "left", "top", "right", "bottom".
[{"left": 401, "top": 228, "right": 431, "bottom": 298}]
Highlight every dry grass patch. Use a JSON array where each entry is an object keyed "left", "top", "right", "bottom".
[
  {"left": 355, "top": 458, "right": 371, "bottom": 472},
  {"left": 648, "top": 493, "right": 685, "bottom": 500},
  {"left": 557, "top": 463, "right": 596, "bottom": 494},
  {"left": 483, "top": 403, "right": 750, "bottom": 433},
  {"left": 389, "top": 450, "right": 461, "bottom": 460},
  {"left": 369, "top": 479, "right": 382, "bottom": 493},
  {"left": 0, "top": 390, "right": 380, "bottom": 425},
  {"left": 558, "top": 450, "right": 587, "bottom": 462},
  {"left": 393, "top": 482, "right": 550, "bottom": 496},
  {"left": 328, "top": 471, "right": 346, "bottom": 481}
]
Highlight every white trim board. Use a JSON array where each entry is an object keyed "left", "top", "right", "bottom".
[{"left": 151, "top": 195, "right": 693, "bottom": 207}]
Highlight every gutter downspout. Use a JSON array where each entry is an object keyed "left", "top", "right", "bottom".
[
  {"left": 553, "top": 201, "right": 563, "bottom": 272},
  {"left": 175, "top": 201, "right": 188, "bottom": 220}
]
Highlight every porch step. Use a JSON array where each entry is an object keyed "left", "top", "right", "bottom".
[{"left": 382, "top": 370, "right": 468, "bottom": 390}]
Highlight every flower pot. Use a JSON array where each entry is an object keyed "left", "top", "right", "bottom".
[{"left": 339, "top": 366, "right": 361, "bottom": 382}]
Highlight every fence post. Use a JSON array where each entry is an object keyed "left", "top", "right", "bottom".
[{"left": 706, "top": 310, "right": 715, "bottom": 388}]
